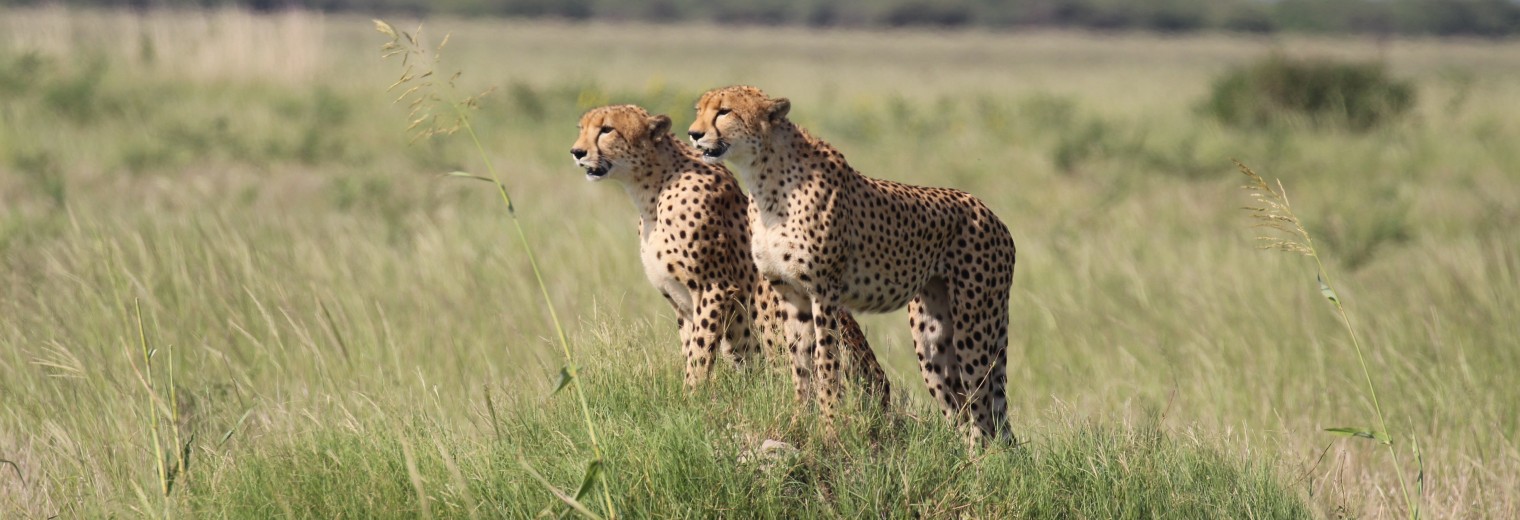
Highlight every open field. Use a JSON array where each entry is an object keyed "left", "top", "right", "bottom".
[{"left": 2, "top": 7, "right": 1518, "bottom": 517}]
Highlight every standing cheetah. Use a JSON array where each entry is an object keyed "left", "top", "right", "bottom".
[
  {"left": 571, "top": 104, "right": 889, "bottom": 402},
  {"left": 687, "top": 87, "right": 1017, "bottom": 443}
]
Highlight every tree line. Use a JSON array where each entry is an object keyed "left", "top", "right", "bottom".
[{"left": 12, "top": 0, "right": 1520, "bottom": 37}]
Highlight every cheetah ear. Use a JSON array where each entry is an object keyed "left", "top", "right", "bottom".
[
  {"left": 766, "top": 97, "right": 791, "bottom": 123},
  {"left": 646, "top": 114, "right": 672, "bottom": 139}
]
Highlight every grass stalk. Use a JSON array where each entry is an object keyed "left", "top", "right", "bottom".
[
  {"left": 167, "top": 339, "right": 184, "bottom": 495},
  {"left": 133, "top": 299, "right": 169, "bottom": 500},
  {"left": 1312, "top": 248, "right": 1417, "bottom": 518},
  {"left": 1238, "top": 160, "right": 1420, "bottom": 519},
  {"left": 374, "top": 19, "right": 617, "bottom": 518},
  {"left": 455, "top": 104, "right": 618, "bottom": 517}
]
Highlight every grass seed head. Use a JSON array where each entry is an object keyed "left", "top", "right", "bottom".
[
  {"left": 1237, "top": 160, "right": 1314, "bottom": 256},
  {"left": 374, "top": 20, "right": 492, "bottom": 143}
]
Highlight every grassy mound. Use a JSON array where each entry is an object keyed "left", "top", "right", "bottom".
[{"left": 194, "top": 355, "right": 1310, "bottom": 518}]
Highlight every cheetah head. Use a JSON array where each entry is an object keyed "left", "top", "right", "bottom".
[
  {"left": 687, "top": 85, "right": 790, "bottom": 165},
  {"left": 570, "top": 104, "right": 674, "bottom": 182}
]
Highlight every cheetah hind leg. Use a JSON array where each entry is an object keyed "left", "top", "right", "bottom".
[
  {"left": 952, "top": 273, "right": 1015, "bottom": 446},
  {"left": 908, "top": 279, "right": 966, "bottom": 431}
]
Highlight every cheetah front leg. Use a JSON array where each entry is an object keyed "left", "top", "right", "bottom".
[
  {"left": 682, "top": 294, "right": 722, "bottom": 390},
  {"left": 773, "top": 281, "right": 816, "bottom": 407},
  {"left": 751, "top": 279, "right": 791, "bottom": 363},
  {"left": 717, "top": 281, "right": 760, "bottom": 368},
  {"left": 810, "top": 288, "right": 847, "bottom": 434},
  {"left": 837, "top": 311, "right": 891, "bottom": 411},
  {"left": 675, "top": 316, "right": 697, "bottom": 389}
]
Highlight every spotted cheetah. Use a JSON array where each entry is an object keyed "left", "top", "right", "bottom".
[
  {"left": 687, "top": 87, "right": 1017, "bottom": 442},
  {"left": 571, "top": 104, "right": 889, "bottom": 402}
]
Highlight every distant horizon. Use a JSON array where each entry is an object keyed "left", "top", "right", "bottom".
[{"left": 5, "top": 0, "right": 1520, "bottom": 38}]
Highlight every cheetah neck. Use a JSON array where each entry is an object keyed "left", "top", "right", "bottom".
[
  {"left": 621, "top": 137, "right": 698, "bottom": 233},
  {"left": 731, "top": 122, "right": 843, "bottom": 222}
]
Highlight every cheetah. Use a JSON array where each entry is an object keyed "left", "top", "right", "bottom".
[
  {"left": 687, "top": 87, "right": 1017, "bottom": 443},
  {"left": 571, "top": 104, "right": 889, "bottom": 402}
]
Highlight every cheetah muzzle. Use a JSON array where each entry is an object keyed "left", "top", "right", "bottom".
[
  {"left": 575, "top": 156, "right": 610, "bottom": 180},
  {"left": 694, "top": 140, "right": 729, "bottom": 163},
  {"left": 582, "top": 162, "right": 610, "bottom": 180}
]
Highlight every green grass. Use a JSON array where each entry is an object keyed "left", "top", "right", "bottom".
[
  {"left": 191, "top": 347, "right": 1310, "bottom": 518},
  {"left": 2, "top": 6, "right": 1518, "bottom": 518}
]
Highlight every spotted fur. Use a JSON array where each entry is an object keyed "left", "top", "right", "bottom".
[
  {"left": 688, "top": 88, "right": 1017, "bottom": 443},
  {"left": 572, "top": 104, "right": 889, "bottom": 400}
]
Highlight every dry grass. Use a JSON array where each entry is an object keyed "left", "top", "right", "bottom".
[{"left": 0, "top": 6, "right": 327, "bottom": 84}]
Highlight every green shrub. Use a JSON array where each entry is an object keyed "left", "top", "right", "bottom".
[
  {"left": 13, "top": 149, "right": 66, "bottom": 207},
  {"left": 42, "top": 56, "right": 114, "bottom": 124},
  {"left": 1205, "top": 55, "right": 1415, "bottom": 130},
  {"left": 0, "top": 51, "right": 49, "bottom": 96}
]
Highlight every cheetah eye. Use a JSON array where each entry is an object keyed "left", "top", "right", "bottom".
[
  {"left": 599, "top": 126, "right": 614, "bottom": 135},
  {"left": 716, "top": 108, "right": 732, "bottom": 116}
]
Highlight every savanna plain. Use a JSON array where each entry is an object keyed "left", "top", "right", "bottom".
[{"left": 1, "top": 7, "right": 1518, "bottom": 518}]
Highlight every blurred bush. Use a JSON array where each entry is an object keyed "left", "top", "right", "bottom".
[
  {"left": 0, "top": 51, "right": 48, "bottom": 96},
  {"left": 1204, "top": 55, "right": 1415, "bottom": 131},
  {"left": 1312, "top": 187, "right": 1413, "bottom": 270}
]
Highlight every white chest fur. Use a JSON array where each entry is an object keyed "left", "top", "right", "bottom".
[
  {"left": 640, "top": 225, "right": 695, "bottom": 315},
  {"left": 739, "top": 162, "right": 816, "bottom": 286},
  {"left": 749, "top": 218, "right": 808, "bottom": 285}
]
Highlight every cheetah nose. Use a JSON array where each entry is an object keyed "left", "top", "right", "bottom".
[
  {"left": 570, "top": 148, "right": 587, "bottom": 160},
  {"left": 687, "top": 130, "right": 704, "bottom": 141}
]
